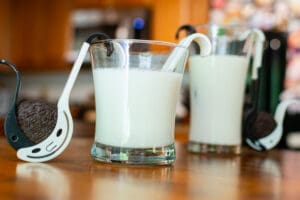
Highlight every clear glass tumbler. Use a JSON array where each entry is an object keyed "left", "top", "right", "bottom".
[
  {"left": 188, "top": 24, "right": 254, "bottom": 154},
  {"left": 89, "top": 39, "right": 189, "bottom": 165}
]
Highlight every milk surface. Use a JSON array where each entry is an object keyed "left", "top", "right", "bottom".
[
  {"left": 189, "top": 55, "right": 249, "bottom": 145},
  {"left": 93, "top": 68, "right": 182, "bottom": 148}
]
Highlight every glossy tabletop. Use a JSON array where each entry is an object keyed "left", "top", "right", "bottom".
[{"left": 0, "top": 136, "right": 300, "bottom": 200}]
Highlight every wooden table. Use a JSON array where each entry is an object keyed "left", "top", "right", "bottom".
[{"left": 0, "top": 137, "right": 300, "bottom": 200}]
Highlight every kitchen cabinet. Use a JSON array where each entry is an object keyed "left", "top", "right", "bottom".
[
  {"left": 74, "top": 0, "right": 152, "bottom": 8},
  {"left": 75, "top": 0, "right": 209, "bottom": 43},
  {"left": 10, "top": 0, "right": 72, "bottom": 71},
  {"left": 152, "top": 0, "right": 209, "bottom": 42},
  {"left": 0, "top": 0, "right": 11, "bottom": 62},
  {"left": 0, "top": 0, "right": 72, "bottom": 72},
  {"left": 0, "top": 0, "right": 209, "bottom": 72}
]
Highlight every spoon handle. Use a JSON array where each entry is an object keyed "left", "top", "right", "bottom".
[
  {"left": 58, "top": 42, "right": 89, "bottom": 107},
  {"left": 162, "top": 33, "right": 211, "bottom": 72},
  {"left": 58, "top": 32, "right": 112, "bottom": 107}
]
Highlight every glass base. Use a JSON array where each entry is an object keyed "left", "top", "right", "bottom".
[
  {"left": 91, "top": 142, "right": 176, "bottom": 165},
  {"left": 188, "top": 141, "right": 241, "bottom": 154}
]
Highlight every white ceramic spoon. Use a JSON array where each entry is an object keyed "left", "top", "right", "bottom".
[
  {"left": 247, "top": 99, "right": 300, "bottom": 151},
  {"left": 17, "top": 33, "right": 110, "bottom": 162}
]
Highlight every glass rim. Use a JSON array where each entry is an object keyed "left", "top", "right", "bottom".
[
  {"left": 90, "top": 38, "right": 188, "bottom": 49},
  {"left": 192, "top": 23, "right": 250, "bottom": 30}
]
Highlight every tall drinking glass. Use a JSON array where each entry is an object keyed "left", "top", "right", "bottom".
[
  {"left": 89, "top": 39, "right": 189, "bottom": 165},
  {"left": 188, "top": 24, "right": 254, "bottom": 154}
]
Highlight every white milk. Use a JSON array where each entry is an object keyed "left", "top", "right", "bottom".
[
  {"left": 93, "top": 68, "right": 182, "bottom": 148},
  {"left": 189, "top": 55, "right": 249, "bottom": 145}
]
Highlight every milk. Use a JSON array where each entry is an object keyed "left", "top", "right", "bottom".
[
  {"left": 93, "top": 68, "right": 182, "bottom": 148},
  {"left": 189, "top": 55, "right": 249, "bottom": 145}
]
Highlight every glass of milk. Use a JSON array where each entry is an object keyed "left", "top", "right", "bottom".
[
  {"left": 89, "top": 39, "right": 189, "bottom": 165},
  {"left": 188, "top": 24, "right": 254, "bottom": 154}
]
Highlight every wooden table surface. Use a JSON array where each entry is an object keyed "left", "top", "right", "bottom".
[{"left": 0, "top": 135, "right": 300, "bottom": 200}]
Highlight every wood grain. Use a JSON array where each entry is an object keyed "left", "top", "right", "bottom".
[
  {"left": 0, "top": 133, "right": 299, "bottom": 199},
  {"left": 151, "top": 0, "right": 209, "bottom": 43},
  {"left": 0, "top": 0, "right": 11, "bottom": 61},
  {"left": 9, "top": 0, "right": 72, "bottom": 71}
]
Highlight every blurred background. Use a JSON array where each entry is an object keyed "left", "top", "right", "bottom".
[{"left": 1, "top": 0, "right": 300, "bottom": 148}]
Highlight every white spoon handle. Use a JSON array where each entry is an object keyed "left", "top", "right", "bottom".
[
  {"left": 163, "top": 33, "right": 211, "bottom": 72},
  {"left": 259, "top": 99, "right": 300, "bottom": 150},
  {"left": 58, "top": 42, "right": 90, "bottom": 107},
  {"left": 251, "top": 29, "right": 265, "bottom": 80}
]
